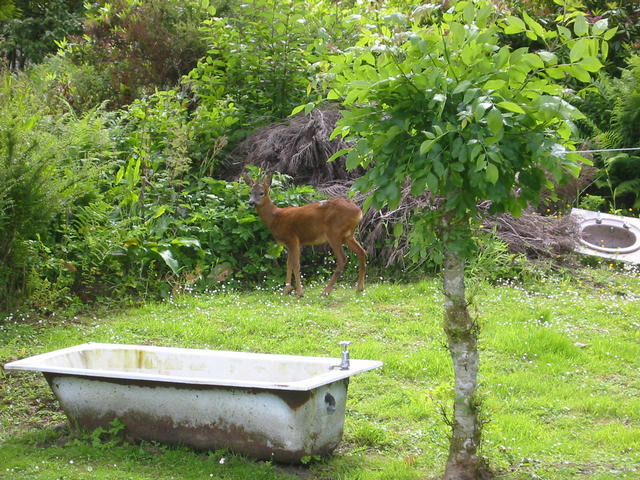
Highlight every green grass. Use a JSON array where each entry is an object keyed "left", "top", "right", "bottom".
[{"left": 1, "top": 266, "right": 639, "bottom": 479}]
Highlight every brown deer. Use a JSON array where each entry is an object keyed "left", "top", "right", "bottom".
[{"left": 243, "top": 172, "right": 366, "bottom": 297}]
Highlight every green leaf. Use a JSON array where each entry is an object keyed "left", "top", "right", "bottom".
[
  {"left": 463, "top": 1, "right": 475, "bottom": 24},
  {"left": 504, "top": 16, "right": 526, "bottom": 34},
  {"left": 171, "top": 238, "right": 201, "bottom": 248},
  {"left": 345, "top": 149, "right": 362, "bottom": 170},
  {"left": 601, "top": 41, "right": 609, "bottom": 60},
  {"left": 578, "top": 56, "right": 603, "bottom": 73},
  {"left": 546, "top": 67, "right": 565, "bottom": 79},
  {"left": 426, "top": 172, "right": 439, "bottom": 193},
  {"left": 486, "top": 108, "right": 503, "bottom": 134},
  {"left": 603, "top": 27, "right": 618, "bottom": 41},
  {"left": 485, "top": 163, "right": 499, "bottom": 184},
  {"left": 474, "top": 100, "right": 492, "bottom": 120},
  {"left": 265, "top": 242, "right": 284, "bottom": 259},
  {"left": 495, "top": 46, "right": 510, "bottom": 69},
  {"left": 483, "top": 79, "right": 506, "bottom": 90},
  {"left": 592, "top": 18, "right": 608, "bottom": 36},
  {"left": 411, "top": 175, "right": 428, "bottom": 196},
  {"left": 157, "top": 249, "right": 179, "bottom": 274},
  {"left": 497, "top": 101, "right": 525, "bottom": 114},
  {"left": 565, "top": 64, "right": 590, "bottom": 82},
  {"left": 432, "top": 157, "right": 445, "bottom": 177},
  {"left": 523, "top": 53, "right": 545, "bottom": 70},
  {"left": 556, "top": 25, "right": 570, "bottom": 42},
  {"left": 291, "top": 104, "right": 306, "bottom": 116},
  {"left": 328, "top": 147, "right": 352, "bottom": 164},
  {"left": 461, "top": 45, "right": 475, "bottom": 66},
  {"left": 393, "top": 221, "right": 404, "bottom": 238},
  {"left": 523, "top": 11, "right": 545, "bottom": 37},
  {"left": 537, "top": 50, "right": 557, "bottom": 65},
  {"left": 453, "top": 80, "right": 472, "bottom": 95},
  {"left": 570, "top": 38, "right": 588, "bottom": 62},
  {"left": 362, "top": 194, "right": 374, "bottom": 214},
  {"left": 420, "top": 139, "right": 436, "bottom": 155},
  {"left": 574, "top": 14, "right": 588, "bottom": 37},
  {"left": 382, "top": 182, "right": 402, "bottom": 210},
  {"left": 508, "top": 202, "right": 522, "bottom": 217},
  {"left": 151, "top": 205, "right": 167, "bottom": 220}
]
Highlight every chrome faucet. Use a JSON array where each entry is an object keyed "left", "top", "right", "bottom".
[
  {"left": 337, "top": 340, "right": 351, "bottom": 370},
  {"left": 596, "top": 211, "right": 602, "bottom": 224}
]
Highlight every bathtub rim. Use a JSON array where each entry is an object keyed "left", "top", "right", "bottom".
[{"left": 3, "top": 342, "right": 383, "bottom": 392}]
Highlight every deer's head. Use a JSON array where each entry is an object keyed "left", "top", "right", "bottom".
[{"left": 243, "top": 172, "right": 273, "bottom": 208}]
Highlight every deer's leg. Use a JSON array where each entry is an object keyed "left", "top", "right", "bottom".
[
  {"left": 284, "top": 251, "right": 293, "bottom": 295},
  {"left": 287, "top": 239, "right": 304, "bottom": 297},
  {"left": 346, "top": 236, "right": 366, "bottom": 292},
  {"left": 323, "top": 238, "right": 347, "bottom": 296}
]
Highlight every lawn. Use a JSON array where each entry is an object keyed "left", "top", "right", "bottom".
[{"left": 1, "top": 265, "right": 639, "bottom": 479}]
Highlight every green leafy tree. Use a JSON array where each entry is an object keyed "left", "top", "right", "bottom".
[
  {"left": 326, "top": 1, "right": 610, "bottom": 477},
  {"left": 188, "top": 0, "right": 368, "bottom": 132},
  {"left": 61, "top": 0, "right": 209, "bottom": 107},
  {"left": 0, "top": 0, "right": 84, "bottom": 69},
  {"left": 187, "top": 0, "right": 316, "bottom": 127}
]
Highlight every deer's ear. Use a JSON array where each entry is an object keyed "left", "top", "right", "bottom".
[
  {"left": 242, "top": 172, "right": 254, "bottom": 186},
  {"left": 264, "top": 173, "right": 273, "bottom": 187}
]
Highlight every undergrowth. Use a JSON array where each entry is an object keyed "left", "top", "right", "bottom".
[{"left": 1, "top": 265, "right": 639, "bottom": 479}]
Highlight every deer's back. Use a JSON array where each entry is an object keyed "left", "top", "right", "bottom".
[{"left": 271, "top": 198, "right": 362, "bottom": 246}]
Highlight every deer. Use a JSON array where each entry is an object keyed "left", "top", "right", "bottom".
[{"left": 243, "top": 172, "right": 366, "bottom": 297}]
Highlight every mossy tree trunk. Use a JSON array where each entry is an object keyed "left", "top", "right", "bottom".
[{"left": 442, "top": 242, "right": 481, "bottom": 480}]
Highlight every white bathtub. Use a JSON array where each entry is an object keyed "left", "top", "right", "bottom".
[{"left": 4, "top": 343, "right": 382, "bottom": 462}]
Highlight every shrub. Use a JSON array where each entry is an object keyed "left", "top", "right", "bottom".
[{"left": 62, "top": 0, "right": 209, "bottom": 108}]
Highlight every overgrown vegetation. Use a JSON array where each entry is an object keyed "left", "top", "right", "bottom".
[{"left": 0, "top": 0, "right": 638, "bottom": 311}]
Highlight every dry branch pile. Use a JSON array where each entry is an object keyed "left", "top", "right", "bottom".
[
  {"left": 230, "top": 109, "right": 362, "bottom": 185},
  {"left": 233, "top": 109, "right": 581, "bottom": 267},
  {"left": 479, "top": 203, "right": 580, "bottom": 259}
]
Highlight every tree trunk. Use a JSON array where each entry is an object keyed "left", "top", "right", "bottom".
[{"left": 442, "top": 244, "right": 481, "bottom": 480}]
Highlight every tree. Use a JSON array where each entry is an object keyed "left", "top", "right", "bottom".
[
  {"left": 0, "top": 0, "right": 84, "bottom": 69},
  {"left": 325, "top": 1, "right": 611, "bottom": 477}
]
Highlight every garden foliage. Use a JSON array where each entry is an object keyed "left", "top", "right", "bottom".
[{"left": 0, "top": 0, "right": 638, "bottom": 312}]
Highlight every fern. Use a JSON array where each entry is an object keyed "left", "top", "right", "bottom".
[
  {"left": 600, "top": 154, "right": 640, "bottom": 209},
  {"left": 597, "top": 130, "right": 623, "bottom": 150},
  {"left": 69, "top": 201, "right": 119, "bottom": 269},
  {"left": 614, "top": 178, "right": 640, "bottom": 209},
  {"left": 585, "top": 56, "right": 640, "bottom": 210}
]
